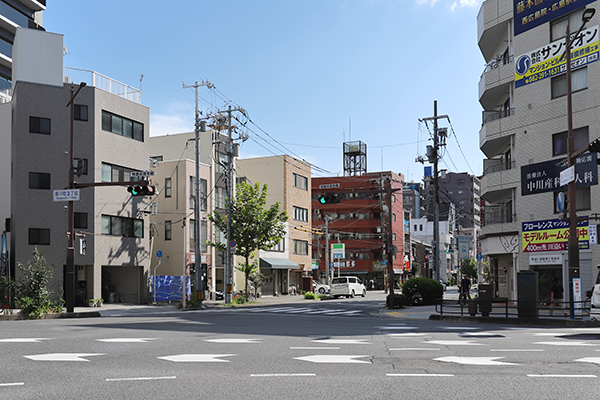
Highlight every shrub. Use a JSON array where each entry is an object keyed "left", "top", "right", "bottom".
[
  {"left": 303, "top": 292, "right": 318, "bottom": 300},
  {"left": 232, "top": 294, "right": 247, "bottom": 305},
  {"left": 401, "top": 277, "right": 443, "bottom": 305},
  {"left": 387, "top": 293, "right": 407, "bottom": 309}
]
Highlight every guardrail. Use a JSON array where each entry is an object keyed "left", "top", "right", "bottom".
[{"left": 436, "top": 298, "right": 591, "bottom": 319}]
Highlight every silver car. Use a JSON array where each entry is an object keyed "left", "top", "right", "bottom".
[
  {"left": 330, "top": 276, "right": 366, "bottom": 298},
  {"left": 313, "top": 281, "right": 330, "bottom": 295}
]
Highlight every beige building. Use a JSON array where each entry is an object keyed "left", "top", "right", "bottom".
[{"left": 237, "top": 155, "right": 313, "bottom": 295}]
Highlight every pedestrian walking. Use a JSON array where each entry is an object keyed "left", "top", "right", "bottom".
[
  {"left": 549, "top": 277, "right": 567, "bottom": 317},
  {"left": 369, "top": 279, "right": 375, "bottom": 290},
  {"left": 458, "top": 276, "right": 471, "bottom": 304}
]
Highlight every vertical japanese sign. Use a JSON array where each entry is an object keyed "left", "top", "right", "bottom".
[
  {"left": 514, "top": 0, "right": 596, "bottom": 36},
  {"left": 457, "top": 235, "right": 470, "bottom": 260},
  {"left": 515, "top": 25, "right": 599, "bottom": 88}
]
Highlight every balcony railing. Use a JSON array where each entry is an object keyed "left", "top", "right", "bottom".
[
  {"left": 64, "top": 67, "right": 141, "bottom": 103},
  {"left": 483, "top": 160, "right": 515, "bottom": 175},
  {"left": 480, "top": 54, "right": 513, "bottom": 78},
  {"left": 482, "top": 212, "right": 516, "bottom": 226},
  {"left": 0, "top": 88, "right": 11, "bottom": 104},
  {"left": 482, "top": 108, "right": 515, "bottom": 126}
]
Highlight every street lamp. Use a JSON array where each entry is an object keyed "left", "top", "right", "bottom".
[
  {"left": 562, "top": 7, "right": 595, "bottom": 318},
  {"left": 65, "top": 82, "right": 86, "bottom": 313}
]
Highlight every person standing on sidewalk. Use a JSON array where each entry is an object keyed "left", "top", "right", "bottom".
[
  {"left": 549, "top": 277, "right": 567, "bottom": 317},
  {"left": 458, "top": 276, "right": 471, "bottom": 304}
]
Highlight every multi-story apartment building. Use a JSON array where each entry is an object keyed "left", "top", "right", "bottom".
[
  {"left": 237, "top": 155, "right": 313, "bottom": 295},
  {"left": 148, "top": 159, "right": 211, "bottom": 291},
  {"left": 311, "top": 172, "right": 405, "bottom": 289},
  {"left": 478, "top": 0, "right": 600, "bottom": 300},
  {"left": 0, "top": 0, "right": 45, "bottom": 91},
  {"left": 149, "top": 130, "right": 236, "bottom": 297},
  {"left": 5, "top": 28, "right": 150, "bottom": 304},
  {"left": 402, "top": 181, "right": 423, "bottom": 219}
]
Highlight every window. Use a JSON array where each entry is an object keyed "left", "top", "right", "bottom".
[
  {"left": 392, "top": 233, "right": 396, "bottom": 241},
  {"left": 165, "top": 221, "right": 172, "bottom": 240},
  {"left": 216, "top": 187, "right": 227, "bottom": 208},
  {"left": 199, "top": 178, "right": 207, "bottom": 211},
  {"left": 101, "top": 110, "right": 144, "bottom": 142},
  {"left": 293, "top": 239, "right": 308, "bottom": 255},
  {"left": 293, "top": 206, "right": 308, "bottom": 222},
  {"left": 420, "top": 224, "right": 423, "bottom": 231},
  {"left": 190, "top": 219, "right": 196, "bottom": 248},
  {"left": 551, "top": 67, "right": 587, "bottom": 99},
  {"left": 74, "top": 105, "right": 88, "bottom": 121},
  {"left": 74, "top": 158, "right": 88, "bottom": 176},
  {"left": 74, "top": 212, "right": 88, "bottom": 229},
  {"left": 391, "top": 195, "right": 396, "bottom": 202},
  {"left": 270, "top": 238, "right": 285, "bottom": 252},
  {"left": 392, "top": 213, "right": 396, "bottom": 222},
  {"left": 29, "top": 117, "right": 51, "bottom": 134},
  {"left": 201, "top": 220, "right": 207, "bottom": 252},
  {"left": 29, "top": 172, "right": 50, "bottom": 189},
  {"left": 554, "top": 187, "right": 591, "bottom": 212},
  {"left": 101, "top": 215, "right": 143, "bottom": 238},
  {"left": 190, "top": 176, "right": 196, "bottom": 209},
  {"left": 551, "top": 8, "right": 585, "bottom": 41},
  {"left": 101, "top": 162, "right": 140, "bottom": 182},
  {"left": 29, "top": 228, "right": 50, "bottom": 245},
  {"left": 216, "top": 152, "right": 228, "bottom": 174},
  {"left": 165, "top": 178, "right": 172, "bottom": 198},
  {"left": 293, "top": 173, "right": 308, "bottom": 190},
  {"left": 553, "top": 126, "right": 589, "bottom": 156}
]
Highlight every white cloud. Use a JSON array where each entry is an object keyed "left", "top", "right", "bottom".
[
  {"left": 149, "top": 102, "right": 195, "bottom": 137},
  {"left": 415, "top": 0, "right": 481, "bottom": 9}
]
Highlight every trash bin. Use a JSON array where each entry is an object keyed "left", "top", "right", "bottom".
[
  {"left": 478, "top": 284, "right": 492, "bottom": 317},
  {"left": 468, "top": 299, "right": 477, "bottom": 316}
]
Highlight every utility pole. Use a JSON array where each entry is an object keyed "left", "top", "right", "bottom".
[
  {"left": 386, "top": 175, "right": 395, "bottom": 307},
  {"left": 183, "top": 80, "right": 212, "bottom": 308},
  {"left": 324, "top": 216, "right": 332, "bottom": 287},
  {"left": 418, "top": 101, "right": 448, "bottom": 282}
]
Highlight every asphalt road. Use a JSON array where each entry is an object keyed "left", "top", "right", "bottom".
[{"left": 2, "top": 291, "right": 600, "bottom": 399}]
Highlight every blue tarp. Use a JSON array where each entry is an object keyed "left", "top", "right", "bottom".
[{"left": 151, "top": 275, "right": 191, "bottom": 301}]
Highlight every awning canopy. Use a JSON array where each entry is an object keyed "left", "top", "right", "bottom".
[{"left": 260, "top": 257, "right": 301, "bottom": 270}]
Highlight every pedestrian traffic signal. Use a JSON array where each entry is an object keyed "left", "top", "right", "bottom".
[
  {"left": 127, "top": 185, "right": 155, "bottom": 196},
  {"left": 318, "top": 193, "right": 340, "bottom": 204}
]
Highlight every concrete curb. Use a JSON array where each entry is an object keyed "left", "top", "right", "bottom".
[{"left": 0, "top": 311, "right": 101, "bottom": 321}]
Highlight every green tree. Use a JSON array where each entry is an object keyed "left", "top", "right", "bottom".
[
  {"left": 207, "top": 181, "right": 288, "bottom": 297},
  {"left": 460, "top": 258, "right": 478, "bottom": 280}
]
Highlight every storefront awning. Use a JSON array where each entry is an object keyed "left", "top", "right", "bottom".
[{"left": 260, "top": 257, "right": 301, "bottom": 270}]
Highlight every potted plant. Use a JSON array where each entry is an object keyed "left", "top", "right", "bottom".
[{"left": 94, "top": 298, "right": 104, "bottom": 307}]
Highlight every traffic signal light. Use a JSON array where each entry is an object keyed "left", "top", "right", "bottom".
[
  {"left": 127, "top": 185, "right": 155, "bottom": 196},
  {"left": 318, "top": 193, "right": 340, "bottom": 204}
]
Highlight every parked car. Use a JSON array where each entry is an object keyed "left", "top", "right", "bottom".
[
  {"left": 330, "top": 276, "right": 366, "bottom": 298},
  {"left": 313, "top": 281, "right": 330, "bottom": 295}
]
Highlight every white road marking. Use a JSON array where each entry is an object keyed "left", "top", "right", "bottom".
[
  {"left": 377, "top": 327, "right": 418, "bottom": 330},
  {"left": 389, "top": 348, "right": 441, "bottom": 351},
  {"left": 290, "top": 347, "right": 340, "bottom": 350},
  {"left": 443, "top": 327, "right": 479, "bottom": 330},
  {"left": 387, "top": 373, "right": 454, "bottom": 377},
  {"left": 490, "top": 349, "right": 544, "bottom": 352},
  {"left": 374, "top": 324, "right": 407, "bottom": 328},
  {"left": 97, "top": 338, "right": 155, "bottom": 343},
  {"left": 250, "top": 373, "right": 316, "bottom": 377},
  {"left": 532, "top": 333, "right": 568, "bottom": 337},
  {"left": 0, "top": 382, "right": 25, "bottom": 387},
  {"left": 332, "top": 310, "right": 362, "bottom": 315},
  {"left": 434, "top": 356, "right": 519, "bottom": 366},
  {"left": 24, "top": 353, "right": 105, "bottom": 362},
  {"left": 284, "top": 308, "right": 318, "bottom": 313},
  {"left": 534, "top": 341, "right": 595, "bottom": 346},
  {"left": 527, "top": 374, "right": 597, "bottom": 378},
  {"left": 204, "top": 338, "right": 261, "bottom": 344},
  {"left": 384, "top": 333, "right": 426, "bottom": 337},
  {"left": 424, "top": 340, "right": 483, "bottom": 346},
  {"left": 460, "top": 332, "right": 504, "bottom": 337},
  {"left": 294, "top": 355, "right": 371, "bottom": 364},
  {"left": 575, "top": 357, "right": 600, "bottom": 364},
  {"left": 311, "top": 339, "right": 371, "bottom": 345},
  {"left": 158, "top": 354, "right": 235, "bottom": 363},
  {"left": 0, "top": 338, "right": 50, "bottom": 343},
  {"left": 106, "top": 376, "right": 176, "bottom": 382}
]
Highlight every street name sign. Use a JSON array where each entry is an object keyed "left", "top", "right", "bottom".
[{"left": 53, "top": 189, "right": 80, "bottom": 202}]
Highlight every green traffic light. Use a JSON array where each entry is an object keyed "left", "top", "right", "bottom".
[{"left": 319, "top": 196, "right": 326, "bottom": 204}]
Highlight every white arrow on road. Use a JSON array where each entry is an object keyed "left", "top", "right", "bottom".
[
  {"left": 24, "top": 353, "right": 105, "bottom": 362},
  {"left": 158, "top": 354, "right": 235, "bottom": 363},
  {"left": 311, "top": 339, "right": 371, "bottom": 345},
  {"left": 97, "top": 338, "right": 155, "bottom": 343},
  {"left": 294, "top": 355, "right": 371, "bottom": 364},
  {"left": 534, "top": 341, "right": 595, "bottom": 346},
  {"left": 0, "top": 338, "right": 50, "bottom": 343},
  {"left": 434, "top": 356, "right": 519, "bottom": 366},
  {"left": 575, "top": 357, "right": 600, "bottom": 364},
  {"left": 204, "top": 338, "right": 261, "bottom": 344}
]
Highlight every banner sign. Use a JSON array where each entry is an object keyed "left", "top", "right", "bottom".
[
  {"left": 515, "top": 25, "right": 599, "bottom": 88},
  {"left": 522, "top": 218, "right": 589, "bottom": 252},
  {"left": 514, "top": 0, "right": 596, "bottom": 36},
  {"left": 521, "top": 153, "right": 597, "bottom": 196},
  {"left": 458, "top": 235, "right": 470, "bottom": 260}
]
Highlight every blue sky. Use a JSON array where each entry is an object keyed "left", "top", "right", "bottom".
[{"left": 45, "top": 0, "right": 485, "bottom": 181}]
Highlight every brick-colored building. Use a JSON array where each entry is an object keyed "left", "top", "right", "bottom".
[{"left": 312, "top": 172, "right": 405, "bottom": 289}]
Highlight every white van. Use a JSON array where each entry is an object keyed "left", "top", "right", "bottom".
[{"left": 330, "top": 276, "right": 366, "bottom": 298}]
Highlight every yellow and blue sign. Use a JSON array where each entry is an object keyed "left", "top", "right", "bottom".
[
  {"left": 515, "top": 25, "right": 599, "bottom": 88},
  {"left": 522, "top": 218, "right": 589, "bottom": 252}
]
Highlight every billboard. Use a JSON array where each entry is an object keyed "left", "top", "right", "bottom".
[
  {"left": 521, "top": 153, "right": 597, "bottom": 196},
  {"left": 522, "top": 218, "right": 589, "bottom": 252},
  {"left": 514, "top": 0, "right": 596, "bottom": 36},
  {"left": 515, "top": 25, "right": 599, "bottom": 88}
]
